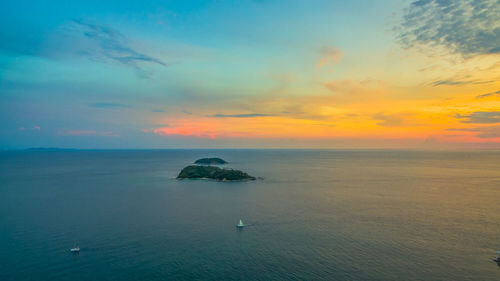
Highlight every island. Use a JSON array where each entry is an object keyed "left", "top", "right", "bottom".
[
  {"left": 194, "top": 157, "right": 228, "bottom": 165},
  {"left": 177, "top": 165, "right": 256, "bottom": 181},
  {"left": 25, "top": 147, "right": 77, "bottom": 151}
]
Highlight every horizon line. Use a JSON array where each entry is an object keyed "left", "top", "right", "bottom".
[{"left": 2, "top": 147, "right": 499, "bottom": 152}]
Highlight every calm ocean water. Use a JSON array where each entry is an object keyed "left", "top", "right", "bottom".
[{"left": 0, "top": 149, "right": 499, "bottom": 280}]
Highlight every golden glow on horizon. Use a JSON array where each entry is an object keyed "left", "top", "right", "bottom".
[{"left": 145, "top": 52, "right": 499, "bottom": 146}]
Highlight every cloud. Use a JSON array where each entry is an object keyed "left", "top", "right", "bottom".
[
  {"left": 58, "top": 129, "right": 119, "bottom": 137},
  {"left": 152, "top": 109, "right": 165, "bottom": 112},
  {"left": 208, "top": 113, "right": 274, "bottom": 118},
  {"left": 63, "top": 130, "right": 97, "bottom": 136},
  {"left": 324, "top": 79, "right": 361, "bottom": 93},
  {"left": 431, "top": 79, "right": 494, "bottom": 86},
  {"left": 31, "top": 19, "right": 168, "bottom": 78},
  {"left": 18, "top": 126, "right": 40, "bottom": 131},
  {"left": 373, "top": 113, "right": 410, "bottom": 127},
  {"left": 323, "top": 79, "right": 384, "bottom": 102},
  {"left": 397, "top": 0, "right": 500, "bottom": 57},
  {"left": 0, "top": 19, "right": 167, "bottom": 78},
  {"left": 101, "top": 131, "right": 120, "bottom": 137},
  {"left": 152, "top": 127, "right": 215, "bottom": 139},
  {"left": 70, "top": 19, "right": 166, "bottom": 68},
  {"left": 316, "top": 46, "right": 342, "bottom": 70},
  {"left": 476, "top": 90, "right": 500, "bottom": 99},
  {"left": 455, "top": 111, "right": 500, "bottom": 123},
  {"left": 89, "top": 102, "right": 130, "bottom": 109},
  {"left": 447, "top": 125, "right": 500, "bottom": 138}
]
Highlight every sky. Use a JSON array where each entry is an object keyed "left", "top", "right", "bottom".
[{"left": 0, "top": 0, "right": 499, "bottom": 149}]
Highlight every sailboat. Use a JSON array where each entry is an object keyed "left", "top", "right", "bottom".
[
  {"left": 70, "top": 245, "right": 80, "bottom": 253},
  {"left": 236, "top": 219, "right": 245, "bottom": 228}
]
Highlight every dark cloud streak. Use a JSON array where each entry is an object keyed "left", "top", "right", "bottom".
[
  {"left": 89, "top": 102, "right": 130, "bottom": 109},
  {"left": 447, "top": 125, "right": 500, "bottom": 138},
  {"left": 455, "top": 111, "right": 500, "bottom": 123},
  {"left": 431, "top": 79, "right": 494, "bottom": 86},
  {"left": 476, "top": 90, "right": 500, "bottom": 99},
  {"left": 208, "top": 113, "right": 274, "bottom": 118}
]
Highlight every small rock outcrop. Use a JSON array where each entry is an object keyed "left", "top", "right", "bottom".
[{"left": 194, "top": 158, "right": 228, "bottom": 165}]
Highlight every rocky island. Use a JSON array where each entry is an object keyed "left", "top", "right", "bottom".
[
  {"left": 194, "top": 157, "right": 228, "bottom": 165},
  {"left": 177, "top": 165, "right": 256, "bottom": 181}
]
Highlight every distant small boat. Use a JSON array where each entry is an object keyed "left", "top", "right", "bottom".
[
  {"left": 236, "top": 219, "right": 245, "bottom": 228},
  {"left": 70, "top": 246, "right": 80, "bottom": 253},
  {"left": 493, "top": 251, "right": 500, "bottom": 262}
]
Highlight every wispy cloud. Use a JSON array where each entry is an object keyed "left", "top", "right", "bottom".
[
  {"left": 58, "top": 129, "right": 119, "bottom": 137},
  {"left": 373, "top": 113, "right": 417, "bottom": 127},
  {"left": 476, "top": 90, "right": 500, "bottom": 99},
  {"left": 316, "top": 46, "right": 342, "bottom": 70},
  {"left": 0, "top": 19, "right": 168, "bottom": 78},
  {"left": 62, "top": 130, "right": 97, "bottom": 136},
  {"left": 324, "top": 79, "right": 363, "bottom": 94},
  {"left": 18, "top": 126, "right": 40, "bottom": 131},
  {"left": 208, "top": 113, "right": 274, "bottom": 118},
  {"left": 447, "top": 125, "right": 500, "bottom": 138},
  {"left": 64, "top": 19, "right": 167, "bottom": 78},
  {"left": 152, "top": 127, "right": 215, "bottom": 139},
  {"left": 430, "top": 79, "right": 494, "bottom": 87},
  {"left": 72, "top": 19, "right": 166, "bottom": 64},
  {"left": 455, "top": 111, "right": 500, "bottom": 124},
  {"left": 397, "top": 0, "right": 500, "bottom": 57},
  {"left": 89, "top": 102, "right": 130, "bottom": 109}
]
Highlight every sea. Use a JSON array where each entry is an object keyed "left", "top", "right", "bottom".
[{"left": 0, "top": 149, "right": 499, "bottom": 281}]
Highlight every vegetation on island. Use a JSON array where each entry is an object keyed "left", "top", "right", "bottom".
[
  {"left": 194, "top": 157, "right": 228, "bottom": 165},
  {"left": 177, "top": 165, "right": 255, "bottom": 181}
]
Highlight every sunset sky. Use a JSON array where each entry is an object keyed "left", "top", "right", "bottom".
[{"left": 1, "top": 0, "right": 499, "bottom": 149}]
